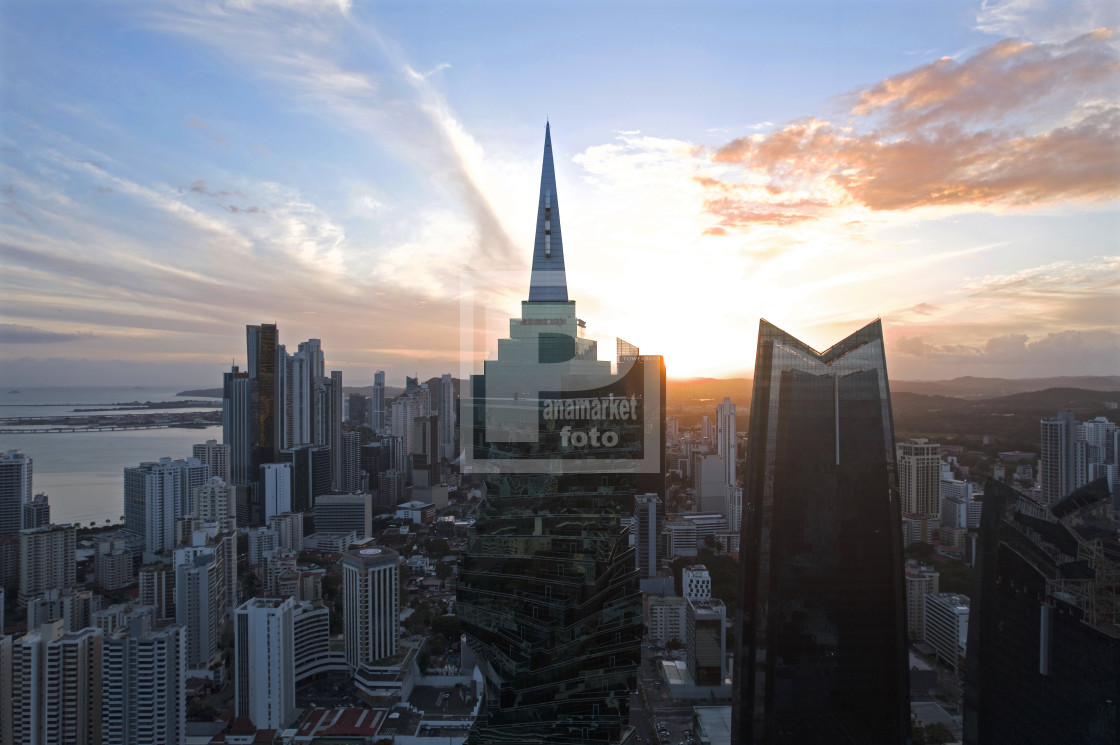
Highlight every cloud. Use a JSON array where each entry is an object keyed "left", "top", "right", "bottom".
[
  {"left": 891, "top": 328, "right": 1120, "bottom": 372},
  {"left": 187, "top": 118, "right": 208, "bottom": 128},
  {"left": 700, "top": 30, "right": 1120, "bottom": 225},
  {"left": 0, "top": 324, "right": 93, "bottom": 344},
  {"left": 977, "top": 0, "right": 1120, "bottom": 44}
]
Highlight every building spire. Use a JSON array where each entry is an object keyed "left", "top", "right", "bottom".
[{"left": 528, "top": 121, "right": 568, "bottom": 302}]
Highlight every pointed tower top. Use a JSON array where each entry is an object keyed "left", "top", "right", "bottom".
[{"left": 528, "top": 121, "right": 568, "bottom": 302}]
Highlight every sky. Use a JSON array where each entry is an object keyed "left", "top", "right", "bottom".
[{"left": 1, "top": 0, "right": 1118, "bottom": 388}]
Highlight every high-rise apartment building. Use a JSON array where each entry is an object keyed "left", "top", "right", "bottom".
[
  {"left": 11, "top": 621, "right": 103, "bottom": 745},
  {"left": 964, "top": 478, "right": 1118, "bottom": 744},
  {"left": 372, "top": 370, "right": 386, "bottom": 433},
  {"left": 22, "top": 493, "right": 49, "bottom": 531},
  {"left": 897, "top": 438, "right": 941, "bottom": 518},
  {"left": 235, "top": 597, "right": 298, "bottom": 730},
  {"left": 192, "top": 439, "right": 231, "bottom": 483},
  {"left": 457, "top": 123, "right": 664, "bottom": 745},
  {"left": 174, "top": 533, "right": 236, "bottom": 669},
  {"left": 101, "top": 615, "right": 186, "bottom": 745},
  {"left": 732, "top": 319, "right": 908, "bottom": 745},
  {"left": 95, "top": 537, "right": 134, "bottom": 591},
  {"left": 342, "top": 547, "right": 399, "bottom": 679},
  {"left": 138, "top": 563, "right": 174, "bottom": 621},
  {"left": 439, "top": 373, "right": 456, "bottom": 460},
  {"left": 19, "top": 523, "right": 76, "bottom": 606},
  {"left": 339, "top": 430, "right": 362, "bottom": 493},
  {"left": 1040, "top": 410, "right": 1118, "bottom": 503},
  {"left": 124, "top": 457, "right": 209, "bottom": 560},
  {"left": 0, "top": 449, "right": 32, "bottom": 536},
  {"left": 193, "top": 475, "right": 236, "bottom": 528}
]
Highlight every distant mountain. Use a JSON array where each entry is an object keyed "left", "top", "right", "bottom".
[
  {"left": 177, "top": 388, "right": 222, "bottom": 398},
  {"left": 891, "top": 376, "right": 1120, "bottom": 399},
  {"left": 667, "top": 377, "right": 753, "bottom": 408}
]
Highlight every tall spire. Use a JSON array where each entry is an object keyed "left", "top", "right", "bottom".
[{"left": 528, "top": 121, "right": 568, "bottom": 302}]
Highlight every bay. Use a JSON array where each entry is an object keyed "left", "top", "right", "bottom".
[{"left": 0, "top": 387, "right": 221, "bottom": 527}]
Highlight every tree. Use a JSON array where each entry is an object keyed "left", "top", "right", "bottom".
[
  {"left": 435, "top": 561, "right": 453, "bottom": 580},
  {"left": 666, "top": 638, "right": 682, "bottom": 651}
]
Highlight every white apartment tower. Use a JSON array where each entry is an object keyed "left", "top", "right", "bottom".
[
  {"left": 897, "top": 438, "right": 941, "bottom": 517},
  {"left": 124, "top": 457, "right": 209, "bottom": 560},
  {"left": 101, "top": 615, "right": 186, "bottom": 745},
  {"left": 11, "top": 621, "right": 103, "bottom": 745},
  {"left": 905, "top": 562, "right": 940, "bottom": 642},
  {"left": 259, "top": 462, "right": 293, "bottom": 521},
  {"left": 343, "top": 547, "right": 400, "bottom": 670},
  {"left": 192, "top": 439, "right": 230, "bottom": 482},
  {"left": 235, "top": 597, "right": 298, "bottom": 730},
  {"left": 193, "top": 476, "right": 237, "bottom": 526},
  {"left": 19, "top": 523, "right": 76, "bottom": 606}
]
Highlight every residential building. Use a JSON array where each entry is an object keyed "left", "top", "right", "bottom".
[
  {"left": 371, "top": 370, "right": 386, "bottom": 433},
  {"left": 315, "top": 493, "right": 373, "bottom": 538},
  {"left": 22, "top": 493, "right": 49, "bottom": 531},
  {"left": 11, "top": 621, "right": 103, "bottom": 745},
  {"left": 95, "top": 537, "right": 134, "bottom": 591},
  {"left": 222, "top": 365, "right": 252, "bottom": 489},
  {"left": 905, "top": 562, "right": 940, "bottom": 642},
  {"left": 192, "top": 439, "right": 231, "bottom": 483},
  {"left": 646, "top": 595, "right": 687, "bottom": 646},
  {"left": 123, "top": 457, "right": 209, "bottom": 560},
  {"left": 898, "top": 438, "right": 941, "bottom": 518},
  {"left": 235, "top": 597, "right": 298, "bottom": 730},
  {"left": 715, "top": 397, "right": 736, "bottom": 488},
  {"left": 259, "top": 462, "right": 292, "bottom": 521},
  {"left": 101, "top": 615, "right": 186, "bottom": 745},
  {"left": 19, "top": 523, "right": 76, "bottom": 606}
]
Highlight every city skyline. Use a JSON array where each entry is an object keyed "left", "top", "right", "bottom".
[{"left": 2, "top": 0, "right": 1119, "bottom": 388}]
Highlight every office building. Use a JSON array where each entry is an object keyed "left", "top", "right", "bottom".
[
  {"left": 372, "top": 370, "right": 386, "bottom": 433},
  {"left": 733, "top": 319, "right": 908, "bottom": 744},
  {"left": 411, "top": 414, "right": 440, "bottom": 487},
  {"left": 924, "top": 593, "right": 969, "bottom": 670},
  {"left": 963, "top": 478, "right": 1119, "bottom": 744},
  {"left": 342, "top": 547, "right": 400, "bottom": 670},
  {"left": 19, "top": 523, "right": 76, "bottom": 606},
  {"left": 686, "top": 597, "right": 727, "bottom": 686},
  {"left": 11, "top": 621, "right": 103, "bottom": 745},
  {"left": 457, "top": 123, "right": 664, "bottom": 745},
  {"left": 192, "top": 439, "right": 231, "bottom": 483},
  {"left": 247, "top": 323, "right": 280, "bottom": 474},
  {"left": 377, "top": 469, "right": 406, "bottom": 508},
  {"left": 697, "top": 454, "right": 729, "bottom": 515},
  {"left": 235, "top": 597, "right": 298, "bottom": 729},
  {"left": 340, "top": 430, "right": 362, "bottom": 493},
  {"left": 439, "top": 372, "right": 457, "bottom": 460},
  {"left": 635, "top": 493, "right": 661, "bottom": 579},
  {"left": 0, "top": 449, "right": 32, "bottom": 536},
  {"left": 315, "top": 493, "right": 373, "bottom": 539},
  {"left": 904, "top": 561, "right": 940, "bottom": 643},
  {"left": 101, "top": 615, "right": 186, "bottom": 745},
  {"left": 646, "top": 595, "right": 687, "bottom": 646},
  {"left": 259, "top": 462, "right": 293, "bottom": 521},
  {"left": 683, "top": 564, "right": 712, "bottom": 601},
  {"left": 280, "top": 445, "right": 331, "bottom": 513},
  {"left": 22, "top": 493, "right": 49, "bottom": 531},
  {"left": 123, "top": 457, "right": 209, "bottom": 560}
]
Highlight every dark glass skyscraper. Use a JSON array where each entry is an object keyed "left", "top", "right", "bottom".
[
  {"left": 963, "top": 478, "right": 1119, "bottom": 744},
  {"left": 732, "top": 319, "right": 909, "bottom": 745},
  {"left": 457, "top": 123, "right": 665, "bottom": 745}
]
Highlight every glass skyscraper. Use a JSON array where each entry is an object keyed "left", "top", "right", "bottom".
[
  {"left": 732, "top": 319, "right": 909, "bottom": 745},
  {"left": 457, "top": 123, "right": 664, "bottom": 745},
  {"left": 963, "top": 477, "right": 1119, "bottom": 744}
]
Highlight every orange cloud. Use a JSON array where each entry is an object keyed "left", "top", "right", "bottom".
[{"left": 700, "top": 29, "right": 1120, "bottom": 226}]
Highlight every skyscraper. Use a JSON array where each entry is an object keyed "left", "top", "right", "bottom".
[
  {"left": 11, "top": 620, "right": 103, "bottom": 745},
  {"left": 235, "top": 597, "right": 297, "bottom": 730},
  {"left": 123, "top": 457, "right": 209, "bottom": 560},
  {"left": 192, "top": 439, "right": 231, "bottom": 483},
  {"left": 457, "top": 123, "right": 664, "bottom": 745},
  {"left": 635, "top": 493, "right": 661, "bottom": 579},
  {"left": 716, "top": 396, "right": 736, "bottom": 488},
  {"left": 439, "top": 372, "right": 457, "bottom": 460},
  {"left": 372, "top": 370, "right": 386, "bottom": 433},
  {"left": 222, "top": 365, "right": 252, "bottom": 487},
  {"left": 22, "top": 493, "right": 49, "bottom": 531},
  {"left": 963, "top": 477, "right": 1119, "bottom": 744},
  {"left": 101, "top": 615, "right": 186, "bottom": 745},
  {"left": 732, "top": 319, "right": 908, "bottom": 745},
  {"left": 342, "top": 547, "right": 400, "bottom": 691},
  {"left": 19, "top": 523, "right": 76, "bottom": 606},
  {"left": 0, "top": 449, "right": 32, "bottom": 536},
  {"left": 247, "top": 323, "right": 280, "bottom": 473}
]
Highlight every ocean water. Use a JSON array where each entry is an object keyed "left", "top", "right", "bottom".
[{"left": 0, "top": 387, "right": 221, "bottom": 526}]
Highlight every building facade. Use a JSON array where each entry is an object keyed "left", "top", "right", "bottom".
[
  {"left": 0, "top": 450, "right": 32, "bottom": 536},
  {"left": 732, "top": 319, "right": 908, "bottom": 745},
  {"left": 235, "top": 597, "right": 298, "bottom": 730},
  {"left": 342, "top": 547, "right": 400, "bottom": 670}
]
